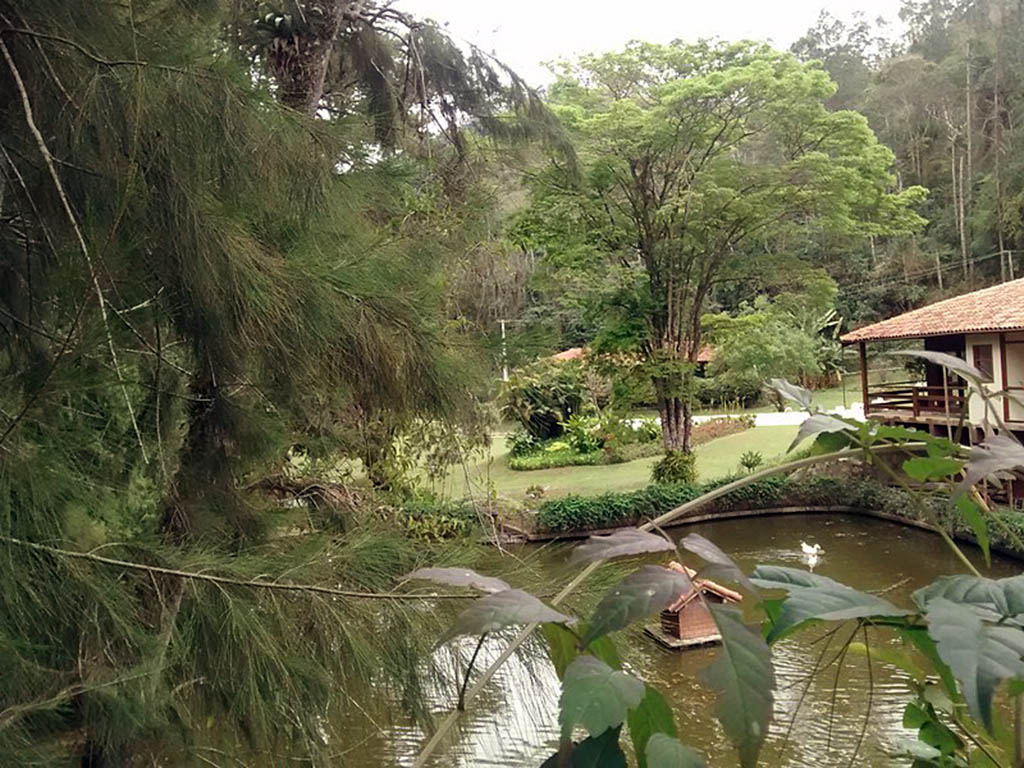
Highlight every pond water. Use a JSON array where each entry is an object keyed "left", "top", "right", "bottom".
[{"left": 355, "top": 513, "right": 1022, "bottom": 767}]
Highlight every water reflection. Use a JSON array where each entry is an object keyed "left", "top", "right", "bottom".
[{"left": 377, "top": 514, "right": 1020, "bottom": 767}]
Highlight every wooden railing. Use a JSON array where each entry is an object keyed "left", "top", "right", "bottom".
[{"left": 866, "top": 383, "right": 966, "bottom": 418}]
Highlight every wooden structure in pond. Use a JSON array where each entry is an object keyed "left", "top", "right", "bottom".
[{"left": 645, "top": 562, "right": 743, "bottom": 650}]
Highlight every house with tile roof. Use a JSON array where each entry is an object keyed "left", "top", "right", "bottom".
[{"left": 840, "top": 278, "right": 1024, "bottom": 437}]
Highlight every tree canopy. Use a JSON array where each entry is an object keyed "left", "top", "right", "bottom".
[{"left": 516, "top": 40, "right": 925, "bottom": 450}]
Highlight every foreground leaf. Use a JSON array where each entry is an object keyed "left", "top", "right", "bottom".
[
  {"left": 540, "top": 726, "right": 627, "bottom": 768},
  {"left": 769, "top": 378, "right": 814, "bottom": 411},
  {"left": 404, "top": 567, "right": 509, "bottom": 593},
  {"left": 897, "top": 625, "right": 958, "bottom": 696},
  {"left": 913, "top": 574, "right": 1024, "bottom": 619},
  {"left": 681, "top": 533, "right": 756, "bottom": 594},
  {"left": 751, "top": 565, "right": 911, "bottom": 642},
  {"left": 543, "top": 623, "right": 622, "bottom": 680},
  {"left": 923, "top": 597, "right": 1024, "bottom": 729},
  {"left": 439, "top": 589, "right": 572, "bottom": 644},
  {"left": 789, "top": 413, "right": 851, "bottom": 452},
  {"left": 645, "top": 733, "right": 707, "bottom": 768},
  {"left": 892, "top": 349, "right": 988, "bottom": 384},
  {"left": 572, "top": 529, "right": 676, "bottom": 563},
  {"left": 700, "top": 605, "right": 774, "bottom": 768},
  {"left": 627, "top": 686, "right": 676, "bottom": 768},
  {"left": 581, "top": 566, "right": 692, "bottom": 649},
  {"left": 957, "top": 434, "right": 1024, "bottom": 497},
  {"left": 902, "top": 456, "right": 963, "bottom": 482},
  {"left": 559, "top": 655, "right": 645, "bottom": 741}
]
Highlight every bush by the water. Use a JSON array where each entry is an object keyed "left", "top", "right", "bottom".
[
  {"left": 651, "top": 450, "right": 697, "bottom": 484},
  {"left": 534, "top": 472, "right": 1024, "bottom": 554}
]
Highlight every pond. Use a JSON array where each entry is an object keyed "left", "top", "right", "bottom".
[{"left": 355, "top": 513, "right": 1021, "bottom": 767}]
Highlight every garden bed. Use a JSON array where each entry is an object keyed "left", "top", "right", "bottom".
[{"left": 508, "top": 415, "right": 754, "bottom": 471}]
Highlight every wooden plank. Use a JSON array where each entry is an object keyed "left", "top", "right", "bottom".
[
  {"left": 644, "top": 624, "right": 721, "bottom": 650},
  {"left": 1002, "top": 332, "right": 1010, "bottom": 422},
  {"left": 859, "top": 342, "right": 870, "bottom": 416}
]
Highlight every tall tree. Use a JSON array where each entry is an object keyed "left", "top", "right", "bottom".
[{"left": 521, "top": 41, "right": 925, "bottom": 453}]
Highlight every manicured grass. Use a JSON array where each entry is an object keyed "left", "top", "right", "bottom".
[{"left": 442, "top": 424, "right": 799, "bottom": 502}]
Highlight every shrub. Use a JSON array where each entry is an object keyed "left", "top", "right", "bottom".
[
  {"left": 508, "top": 449, "right": 602, "bottom": 471},
  {"left": 508, "top": 428, "right": 543, "bottom": 458},
  {"left": 694, "top": 374, "right": 763, "bottom": 409},
  {"left": 535, "top": 483, "right": 705, "bottom": 532},
  {"left": 502, "top": 359, "right": 588, "bottom": 439},
  {"left": 651, "top": 450, "right": 697, "bottom": 485},
  {"left": 740, "top": 451, "right": 764, "bottom": 472},
  {"left": 397, "top": 496, "right": 477, "bottom": 540},
  {"left": 561, "top": 413, "right": 603, "bottom": 453}
]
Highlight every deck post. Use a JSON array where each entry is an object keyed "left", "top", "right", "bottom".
[{"left": 859, "top": 342, "right": 869, "bottom": 416}]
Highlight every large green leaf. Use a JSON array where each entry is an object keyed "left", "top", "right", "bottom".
[
  {"left": 404, "top": 567, "right": 510, "bottom": 593},
  {"left": 769, "top": 378, "right": 814, "bottom": 410},
  {"left": 897, "top": 625, "right": 958, "bottom": 696},
  {"left": 581, "top": 566, "right": 691, "bottom": 649},
  {"left": 751, "top": 565, "right": 911, "bottom": 642},
  {"left": 540, "top": 726, "right": 627, "bottom": 768},
  {"left": 543, "top": 623, "right": 622, "bottom": 680},
  {"left": 923, "top": 596, "right": 1024, "bottom": 729},
  {"left": 439, "top": 589, "right": 572, "bottom": 644},
  {"left": 958, "top": 434, "right": 1024, "bottom": 498},
  {"left": 645, "top": 733, "right": 707, "bottom": 768},
  {"left": 700, "top": 604, "right": 774, "bottom": 768},
  {"left": 892, "top": 349, "right": 987, "bottom": 384},
  {"left": 572, "top": 529, "right": 676, "bottom": 563},
  {"left": 789, "top": 413, "right": 851, "bottom": 452},
  {"left": 559, "top": 655, "right": 645, "bottom": 741},
  {"left": 902, "top": 456, "right": 963, "bottom": 482},
  {"left": 627, "top": 686, "right": 676, "bottom": 768},
  {"left": 681, "top": 533, "right": 756, "bottom": 593},
  {"left": 913, "top": 574, "right": 1024, "bottom": 619}
]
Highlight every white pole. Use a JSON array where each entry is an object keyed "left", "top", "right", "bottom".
[{"left": 500, "top": 319, "right": 509, "bottom": 382}]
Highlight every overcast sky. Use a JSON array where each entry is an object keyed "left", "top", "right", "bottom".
[{"left": 399, "top": 0, "right": 905, "bottom": 87}]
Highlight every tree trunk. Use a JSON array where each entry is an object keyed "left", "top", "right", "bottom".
[
  {"left": 159, "top": 368, "right": 246, "bottom": 541},
  {"left": 268, "top": 1, "right": 349, "bottom": 116},
  {"left": 655, "top": 382, "right": 692, "bottom": 453}
]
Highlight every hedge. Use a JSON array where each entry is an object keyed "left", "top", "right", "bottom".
[
  {"left": 533, "top": 474, "right": 1024, "bottom": 558},
  {"left": 508, "top": 448, "right": 603, "bottom": 471}
]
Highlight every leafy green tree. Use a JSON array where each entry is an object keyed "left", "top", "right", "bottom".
[
  {"left": 522, "top": 40, "right": 925, "bottom": 453},
  {"left": 704, "top": 303, "right": 822, "bottom": 410}
]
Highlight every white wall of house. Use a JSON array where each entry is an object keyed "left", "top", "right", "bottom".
[{"left": 965, "top": 333, "right": 1001, "bottom": 423}]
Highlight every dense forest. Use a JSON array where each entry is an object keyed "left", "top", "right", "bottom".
[{"left": 2, "top": 0, "right": 1024, "bottom": 766}]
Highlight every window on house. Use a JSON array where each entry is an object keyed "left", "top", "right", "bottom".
[{"left": 972, "top": 344, "right": 994, "bottom": 382}]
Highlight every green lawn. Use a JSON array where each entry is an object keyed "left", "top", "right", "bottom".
[{"left": 440, "top": 424, "right": 799, "bottom": 502}]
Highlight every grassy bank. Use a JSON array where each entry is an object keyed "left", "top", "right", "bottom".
[{"left": 440, "top": 424, "right": 798, "bottom": 502}]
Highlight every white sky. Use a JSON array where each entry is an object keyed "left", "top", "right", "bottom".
[{"left": 399, "top": 0, "right": 905, "bottom": 87}]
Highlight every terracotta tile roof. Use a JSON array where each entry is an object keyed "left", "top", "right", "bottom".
[
  {"left": 696, "top": 345, "right": 715, "bottom": 363},
  {"left": 841, "top": 278, "right": 1024, "bottom": 343}
]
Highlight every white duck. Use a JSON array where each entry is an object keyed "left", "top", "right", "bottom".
[{"left": 800, "top": 541, "right": 823, "bottom": 556}]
